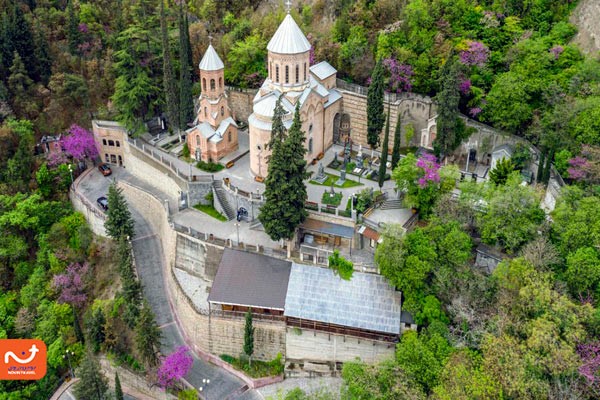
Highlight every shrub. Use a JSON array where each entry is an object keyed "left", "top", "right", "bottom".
[{"left": 196, "top": 160, "right": 224, "bottom": 172}]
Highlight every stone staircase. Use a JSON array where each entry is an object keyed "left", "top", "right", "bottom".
[
  {"left": 249, "top": 219, "right": 263, "bottom": 230},
  {"left": 212, "top": 180, "right": 236, "bottom": 220},
  {"left": 380, "top": 199, "right": 402, "bottom": 210}
]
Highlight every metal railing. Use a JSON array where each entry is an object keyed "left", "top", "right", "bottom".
[{"left": 210, "top": 309, "right": 285, "bottom": 322}]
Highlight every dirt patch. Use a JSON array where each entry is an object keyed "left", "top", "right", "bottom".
[{"left": 570, "top": 0, "right": 600, "bottom": 56}]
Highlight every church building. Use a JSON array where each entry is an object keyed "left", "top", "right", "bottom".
[
  {"left": 186, "top": 44, "right": 238, "bottom": 162},
  {"left": 248, "top": 12, "right": 342, "bottom": 178}
]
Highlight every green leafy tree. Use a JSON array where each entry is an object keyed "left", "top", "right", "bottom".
[
  {"left": 367, "top": 59, "right": 385, "bottom": 150},
  {"left": 115, "top": 372, "right": 123, "bottom": 400},
  {"left": 135, "top": 301, "right": 162, "bottom": 368},
  {"left": 391, "top": 114, "right": 402, "bottom": 170},
  {"left": 488, "top": 157, "right": 516, "bottom": 186},
  {"left": 160, "top": 0, "right": 179, "bottom": 131},
  {"left": 73, "top": 352, "right": 109, "bottom": 400},
  {"left": 225, "top": 34, "right": 267, "bottom": 88},
  {"left": 328, "top": 250, "right": 353, "bottom": 280},
  {"left": 378, "top": 107, "right": 390, "bottom": 188},
  {"left": 66, "top": 0, "right": 81, "bottom": 55},
  {"left": 178, "top": 3, "right": 194, "bottom": 129},
  {"left": 243, "top": 308, "right": 254, "bottom": 365},
  {"left": 104, "top": 183, "right": 135, "bottom": 240},
  {"left": 564, "top": 247, "right": 600, "bottom": 300},
  {"left": 36, "top": 164, "right": 53, "bottom": 198}
]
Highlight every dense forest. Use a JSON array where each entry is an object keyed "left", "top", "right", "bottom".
[{"left": 1, "top": 0, "right": 600, "bottom": 399}]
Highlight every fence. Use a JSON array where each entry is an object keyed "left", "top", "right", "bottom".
[
  {"left": 286, "top": 317, "right": 398, "bottom": 344},
  {"left": 222, "top": 178, "right": 264, "bottom": 201},
  {"left": 70, "top": 188, "right": 107, "bottom": 221},
  {"left": 304, "top": 201, "right": 353, "bottom": 219},
  {"left": 210, "top": 309, "right": 285, "bottom": 323},
  {"left": 335, "top": 79, "right": 432, "bottom": 105}
]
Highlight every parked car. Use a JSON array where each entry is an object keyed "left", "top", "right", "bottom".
[
  {"left": 97, "top": 196, "right": 108, "bottom": 211},
  {"left": 98, "top": 163, "right": 112, "bottom": 176}
]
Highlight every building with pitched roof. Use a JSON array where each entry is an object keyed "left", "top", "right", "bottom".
[
  {"left": 186, "top": 44, "right": 238, "bottom": 163},
  {"left": 248, "top": 13, "right": 342, "bottom": 177}
]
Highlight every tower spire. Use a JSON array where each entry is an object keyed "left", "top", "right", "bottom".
[{"left": 285, "top": 0, "right": 292, "bottom": 14}]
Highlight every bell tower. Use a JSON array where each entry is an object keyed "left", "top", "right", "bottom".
[{"left": 198, "top": 41, "right": 230, "bottom": 128}]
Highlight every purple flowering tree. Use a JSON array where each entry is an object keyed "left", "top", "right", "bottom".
[
  {"left": 577, "top": 342, "right": 600, "bottom": 394},
  {"left": 156, "top": 347, "right": 194, "bottom": 389},
  {"left": 459, "top": 79, "right": 471, "bottom": 95},
  {"left": 61, "top": 124, "right": 98, "bottom": 161},
  {"left": 52, "top": 262, "right": 90, "bottom": 308},
  {"left": 459, "top": 41, "right": 490, "bottom": 68},
  {"left": 382, "top": 58, "right": 413, "bottom": 93},
  {"left": 550, "top": 45, "right": 564, "bottom": 60}
]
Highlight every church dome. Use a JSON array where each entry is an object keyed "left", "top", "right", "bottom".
[
  {"left": 267, "top": 14, "right": 311, "bottom": 54},
  {"left": 199, "top": 44, "right": 224, "bottom": 71}
]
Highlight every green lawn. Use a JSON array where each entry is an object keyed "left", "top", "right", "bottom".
[
  {"left": 193, "top": 203, "right": 227, "bottom": 221},
  {"left": 220, "top": 354, "right": 284, "bottom": 378},
  {"left": 321, "top": 190, "right": 343, "bottom": 206},
  {"left": 309, "top": 173, "right": 363, "bottom": 188}
]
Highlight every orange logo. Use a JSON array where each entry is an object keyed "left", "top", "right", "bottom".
[{"left": 0, "top": 339, "right": 47, "bottom": 380}]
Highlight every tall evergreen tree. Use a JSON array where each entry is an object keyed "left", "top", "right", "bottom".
[
  {"left": 391, "top": 113, "right": 402, "bottom": 169},
  {"left": 73, "top": 352, "right": 109, "bottom": 400},
  {"left": 0, "top": 13, "right": 11, "bottom": 80},
  {"left": 160, "top": 0, "right": 179, "bottom": 130},
  {"left": 33, "top": 22, "right": 52, "bottom": 85},
  {"left": 135, "top": 301, "right": 162, "bottom": 368},
  {"left": 7, "top": 52, "right": 34, "bottom": 118},
  {"left": 115, "top": 372, "right": 124, "bottom": 400},
  {"left": 66, "top": 0, "right": 81, "bottom": 56},
  {"left": 183, "top": 13, "right": 194, "bottom": 80},
  {"left": 243, "top": 308, "right": 254, "bottom": 366},
  {"left": 116, "top": 238, "right": 142, "bottom": 327},
  {"left": 8, "top": 3, "right": 37, "bottom": 80},
  {"left": 178, "top": 3, "right": 194, "bottom": 129},
  {"left": 86, "top": 307, "right": 106, "bottom": 352},
  {"left": 378, "top": 106, "right": 390, "bottom": 188},
  {"left": 367, "top": 59, "right": 385, "bottom": 150},
  {"left": 104, "top": 183, "right": 135, "bottom": 240},
  {"left": 433, "top": 59, "right": 467, "bottom": 160}
]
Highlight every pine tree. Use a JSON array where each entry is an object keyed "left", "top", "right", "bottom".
[
  {"left": 178, "top": 3, "right": 194, "bottom": 129},
  {"left": 367, "top": 59, "right": 385, "bottom": 150},
  {"left": 74, "top": 306, "right": 85, "bottom": 343},
  {"left": 183, "top": 13, "right": 194, "bottom": 80},
  {"left": 243, "top": 308, "right": 254, "bottom": 366},
  {"left": 66, "top": 0, "right": 81, "bottom": 55},
  {"left": 115, "top": 372, "right": 124, "bottom": 400},
  {"left": 7, "top": 52, "right": 34, "bottom": 118},
  {"left": 0, "top": 13, "right": 11, "bottom": 81},
  {"left": 33, "top": 22, "right": 52, "bottom": 84},
  {"left": 391, "top": 113, "right": 402, "bottom": 170},
  {"left": 117, "top": 238, "right": 142, "bottom": 327},
  {"left": 160, "top": 1, "right": 179, "bottom": 131},
  {"left": 378, "top": 107, "right": 390, "bottom": 188},
  {"left": 489, "top": 157, "right": 516, "bottom": 186},
  {"left": 86, "top": 307, "right": 106, "bottom": 352},
  {"left": 104, "top": 183, "right": 135, "bottom": 240},
  {"left": 433, "top": 59, "right": 463, "bottom": 160},
  {"left": 9, "top": 3, "right": 37, "bottom": 80},
  {"left": 135, "top": 301, "right": 162, "bottom": 368},
  {"left": 73, "top": 352, "right": 109, "bottom": 400}
]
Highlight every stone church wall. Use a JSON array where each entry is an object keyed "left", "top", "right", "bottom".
[{"left": 227, "top": 87, "right": 258, "bottom": 122}]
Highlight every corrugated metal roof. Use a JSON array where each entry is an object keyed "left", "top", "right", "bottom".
[
  {"left": 310, "top": 61, "right": 337, "bottom": 80},
  {"left": 357, "top": 225, "right": 380, "bottom": 242},
  {"left": 208, "top": 249, "right": 292, "bottom": 310},
  {"left": 267, "top": 14, "right": 311, "bottom": 54},
  {"left": 324, "top": 89, "right": 342, "bottom": 108},
  {"left": 199, "top": 44, "right": 224, "bottom": 71},
  {"left": 300, "top": 218, "right": 355, "bottom": 238},
  {"left": 284, "top": 263, "right": 402, "bottom": 335}
]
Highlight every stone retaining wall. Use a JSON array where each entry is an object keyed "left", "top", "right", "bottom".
[{"left": 227, "top": 88, "right": 258, "bottom": 122}]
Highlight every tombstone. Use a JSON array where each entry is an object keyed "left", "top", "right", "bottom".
[
  {"left": 335, "top": 170, "right": 347, "bottom": 186},
  {"left": 313, "top": 162, "right": 328, "bottom": 184}
]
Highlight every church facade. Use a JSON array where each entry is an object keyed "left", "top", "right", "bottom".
[
  {"left": 186, "top": 44, "right": 238, "bottom": 163},
  {"left": 248, "top": 13, "right": 342, "bottom": 177}
]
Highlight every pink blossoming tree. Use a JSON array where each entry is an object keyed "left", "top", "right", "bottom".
[
  {"left": 52, "top": 262, "right": 90, "bottom": 308},
  {"left": 459, "top": 41, "right": 490, "bottom": 67},
  {"left": 382, "top": 58, "right": 414, "bottom": 93},
  {"left": 156, "top": 347, "right": 193, "bottom": 389},
  {"left": 577, "top": 342, "right": 600, "bottom": 393},
  {"left": 61, "top": 125, "right": 98, "bottom": 161}
]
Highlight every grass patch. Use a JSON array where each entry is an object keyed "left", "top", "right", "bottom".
[
  {"left": 220, "top": 354, "right": 284, "bottom": 378},
  {"left": 196, "top": 160, "right": 224, "bottom": 172},
  {"left": 321, "top": 190, "right": 343, "bottom": 206},
  {"left": 309, "top": 173, "right": 362, "bottom": 188},
  {"left": 193, "top": 203, "right": 227, "bottom": 221}
]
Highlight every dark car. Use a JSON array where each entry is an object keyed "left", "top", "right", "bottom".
[
  {"left": 97, "top": 196, "right": 108, "bottom": 211},
  {"left": 98, "top": 163, "right": 112, "bottom": 176}
]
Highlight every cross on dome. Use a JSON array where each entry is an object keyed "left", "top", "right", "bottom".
[
  {"left": 208, "top": 35, "right": 213, "bottom": 45},
  {"left": 285, "top": 0, "right": 292, "bottom": 13}
]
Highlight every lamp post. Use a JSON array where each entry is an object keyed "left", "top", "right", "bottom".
[
  {"left": 199, "top": 378, "right": 210, "bottom": 400},
  {"left": 63, "top": 349, "right": 75, "bottom": 379},
  {"left": 68, "top": 164, "right": 74, "bottom": 186}
]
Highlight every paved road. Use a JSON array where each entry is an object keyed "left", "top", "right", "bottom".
[{"left": 78, "top": 168, "right": 261, "bottom": 399}]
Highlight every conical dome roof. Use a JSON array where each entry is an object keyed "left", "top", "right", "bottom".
[
  {"left": 267, "top": 14, "right": 311, "bottom": 54},
  {"left": 199, "top": 44, "right": 224, "bottom": 71}
]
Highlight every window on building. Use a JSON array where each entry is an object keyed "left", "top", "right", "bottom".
[
  {"left": 118, "top": 155, "right": 123, "bottom": 166},
  {"left": 105, "top": 154, "right": 109, "bottom": 163},
  {"left": 204, "top": 107, "right": 207, "bottom": 117},
  {"left": 308, "top": 137, "right": 313, "bottom": 153},
  {"left": 108, "top": 140, "right": 115, "bottom": 146},
  {"left": 228, "top": 131, "right": 232, "bottom": 142},
  {"left": 210, "top": 79, "right": 215, "bottom": 90},
  {"left": 304, "top": 63, "right": 307, "bottom": 81},
  {"left": 309, "top": 124, "right": 313, "bottom": 134},
  {"left": 219, "top": 77, "right": 222, "bottom": 88},
  {"left": 295, "top": 64, "right": 299, "bottom": 83},
  {"left": 102, "top": 139, "right": 107, "bottom": 145},
  {"left": 110, "top": 154, "right": 117, "bottom": 164},
  {"left": 285, "top": 65, "right": 289, "bottom": 83},
  {"left": 221, "top": 106, "right": 224, "bottom": 116},
  {"left": 202, "top": 78, "right": 206, "bottom": 92},
  {"left": 196, "top": 135, "right": 200, "bottom": 146},
  {"left": 276, "top": 65, "right": 279, "bottom": 82},
  {"left": 116, "top": 141, "right": 120, "bottom": 147}
]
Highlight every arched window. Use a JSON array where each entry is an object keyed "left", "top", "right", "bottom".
[
  {"left": 304, "top": 63, "right": 307, "bottom": 81},
  {"left": 108, "top": 140, "right": 115, "bottom": 146},
  {"left": 196, "top": 135, "right": 200, "bottom": 146},
  {"left": 221, "top": 106, "right": 224, "bottom": 116},
  {"left": 210, "top": 79, "right": 215, "bottom": 90},
  {"left": 204, "top": 107, "right": 207, "bottom": 117},
  {"left": 276, "top": 65, "right": 279, "bottom": 82},
  {"left": 102, "top": 139, "right": 107, "bottom": 145},
  {"left": 308, "top": 137, "right": 313, "bottom": 153},
  {"left": 285, "top": 65, "right": 289, "bottom": 84},
  {"left": 116, "top": 141, "right": 120, "bottom": 147},
  {"left": 219, "top": 77, "right": 222, "bottom": 88},
  {"left": 309, "top": 124, "right": 313, "bottom": 134},
  {"left": 295, "top": 64, "right": 299, "bottom": 83},
  {"left": 202, "top": 78, "right": 206, "bottom": 92},
  {"left": 105, "top": 154, "right": 109, "bottom": 162},
  {"left": 228, "top": 131, "right": 232, "bottom": 142}
]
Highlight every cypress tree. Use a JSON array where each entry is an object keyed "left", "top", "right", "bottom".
[
  {"left": 7, "top": 52, "right": 34, "bottom": 118},
  {"left": 115, "top": 372, "right": 124, "bottom": 400},
  {"left": 86, "top": 307, "right": 106, "bottom": 352},
  {"left": 433, "top": 59, "right": 462, "bottom": 160},
  {"left": 160, "top": 0, "right": 179, "bottom": 130},
  {"left": 536, "top": 151, "right": 546, "bottom": 183},
  {"left": 367, "top": 58, "right": 385, "bottom": 150},
  {"left": 66, "top": 0, "right": 81, "bottom": 56},
  {"left": 135, "top": 301, "right": 162, "bottom": 368},
  {"left": 0, "top": 13, "right": 11, "bottom": 80},
  {"left": 9, "top": 3, "right": 37, "bottom": 80},
  {"left": 378, "top": 106, "right": 390, "bottom": 188},
  {"left": 391, "top": 113, "right": 402, "bottom": 169},
  {"left": 178, "top": 3, "right": 194, "bottom": 129},
  {"left": 104, "top": 183, "right": 135, "bottom": 241},
  {"left": 243, "top": 308, "right": 254, "bottom": 366},
  {"left": 73, "top": 352, "right": 109, "bottom": 400},
  {"left": 74, "top": 306, "right": 85, "bottom": 343},
  {"left": 183, "top": 13, "right": 194, "bottom": 79},
  {"left": 542, "top": 149, "right": 554, "bottom": 184},
  {"left": 33, "top": 22, "right": 52, "bottom": 84}
]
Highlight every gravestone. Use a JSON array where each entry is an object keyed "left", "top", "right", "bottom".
[
  {"left": 336, "top": 170, "right": 347, "bottom": 186},
  {"left": 313, "top": 162, "right": 328, "bottom": 184}
]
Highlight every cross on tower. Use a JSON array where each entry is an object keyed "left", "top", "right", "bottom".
[
  {"left": 285, "top": 0, "right": 292, "bottom": 13},
  {"left": 208, "top": 35, "right": 213, "bottom": 45}
]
